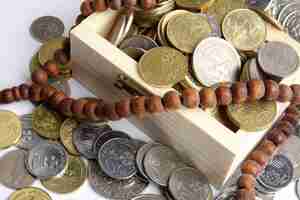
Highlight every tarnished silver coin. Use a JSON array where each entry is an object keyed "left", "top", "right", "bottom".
[
  {"left": 169, "top": 167, "right": 211, "bottom": 200},
  {"left": 17, "top": 114, "right": 44, "bottom": 150},
  {"left": 51, "top": 80, "right": 71, "bottom": 96},
  {"left": 284, "top": 10, "right": 300, "bottom": 42},
  {"left": 73, "top": 123, "right": 112, "bottom": 159},
  {"left": 143, "top": 145, "right": 186, "bottom": 186},
  {"left": 119, "top": 35, "right": 159, "bottom": 51},
  {"left": 30, "top": 16, "right": 65, "bottom": 43},
  {"left": 88, "top": 161, "right": 147, "bottom": 200},
  {"left": 27, "top": 142, "right": 67, "bottom": 179},
  {"left": 278, "top": 2, "right": 300, "bottom": 25},
  {"left": 98, "top": 138, "right": 137, "bottom": 180},
  {"left": 0, "top": 150, "right": 35, "bottom": 189},
  {"left": 132, "top": 194, "right": 167, "bottom": 200}
]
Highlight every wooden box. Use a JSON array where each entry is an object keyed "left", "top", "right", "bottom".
[{"left": 70, "top": 10, "right": 300, "bottom": 188}]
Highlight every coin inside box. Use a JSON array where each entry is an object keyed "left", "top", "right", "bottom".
[{"left": 70, "top": 10, "right": 300, "bottom": 188}]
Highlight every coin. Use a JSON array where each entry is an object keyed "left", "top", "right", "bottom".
[
  {"left": 88, "top": 160, "right": 148, "bottom": 199},
  {"left": 29, "top": 52, "right": 41, "bottom": 73},
  {"left": 278, "top": 2, "right": 300, "bottom": 25},
  {"left": 258, "top": 41, "right": 299, "bottom": 78},
  {"left": 41, "top": 156, "right": 87, "bottom": 193},
  {"left": 0, "top": 150, "right": 35, "bottom": 189},
  {"left": 227, "top": 100, "right": 277, "bottom": 132},
  {"left": 192, "top": 37, "right": 241, "bottom": 87},
  {"left": 255, "top": 180, "right": 276, "bottom": 196},
  {"left": 143, "top": 145, "right": 185, "bottom": 186},
  {"left": 30, "top": 16, "right": 65, "bottom": 43},
  {"left": 0, "top": 110, "right": 22, "bottom": 149},
  {"left": 8, "top": 187, "right": 52, "bottom": 200},
  {"left": 108, "top": 13, "right": 127, "bottom": 46},
  {"left": 169, "top": 167, "right": 211, "bottom": 200},
  {"left": 98, "top": 138, "right": 137, "bottom": 180},
  {"left": 27, "top": 142, "right": 68, "bottom": 179},
  {"left": 122, "top": 47, "right": 146, "bottom": 61},
  {"left": 32, "top": 105, "right": 63, "bottom": 139},
  {"left": 38, "top": 37, "right": 67, "bottom": 65},
  {"left": 222, "top": 9, "right": 266, "bottom": 51},
  {"left": 73, "top": 123, "right": 112, "bottom": 159},
  {"left": 119, "top": 35, "right": 159, "bottom": 51},
  {"left": 283, "top": 10, "right": 300, "bottom": 42},
  {"left": 138, "top": 47, "right": 188, "bottom": 87},
  {"left": 51, "top": 80, "right": 71, "bottom": 96},
  {"left": 17, "top": 114, "right": 44, "bottom": 150},
  {"left": 133, "top": 194, "right": 168, "bottom": 200},
  {"left": 166, "top": 12, "right": 213, "bottom": 53},
  {"left": 60, "top": 118, "right": 80, "bottom": 155}
]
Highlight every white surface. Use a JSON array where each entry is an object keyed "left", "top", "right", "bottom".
[{"left": 0, "top": 0, "right": 295, "bottom": 199}]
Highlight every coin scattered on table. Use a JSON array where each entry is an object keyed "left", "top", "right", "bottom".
[
  {"left": 8, "top": 187, "right": 52, "bottom": 200},
  {"left": 60, "top": 118, "right": 80, "bottom": 155}
]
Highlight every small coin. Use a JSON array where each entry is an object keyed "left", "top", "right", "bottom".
[
  {"left": 30, "top": 16, "right": 65, "bottom": 43},
  {"left": 133, "top": 194, "right": 168, "bottom": 200},
  {"left": 271, "top": 0, "right": 290, "bottom": 19},
  {"left": 0, "top": 150, "right": 35, "bottom": 189},
  {"left": 143, "top": 145, "right": 186, "bottom": 186},
  {"left": 29, "top": 52, "right": 41, "bottom": 74},
  {"left": 278, "top": 2, "right": 300, "bottom": 25},
  {"left": 51, "top": 80, "right": 71, "bottom": 96},
  {"left": 227, "top": 100, "right": 277, "bottom": 132},
  {"left": 32, "top": 105, "right": 63, "bottom": 139},
  {"left": 122, "top": 47, "right": 146, "bottom": 61},
  {"left": 119, "top": 35, "right": 159, "bottom": 51},
  {"left": 88, "top": 160, "right": 148, "bottom": 199},
  {"left": 0, "top": 110, "right": 22, "bottom": 149},
  {"left": 27, "top": 142, "right": 68, "bottom": 179},
  {"left": 8, "top": 187, "right": 52, "bottom": 200},
  {"left": 222, "top": 9, "right": 266, "bottom": 51},
  {"left": 138, "top": 47, "right": 188, "bottom": 87},
  {"left": 41, "top": 156, "right": 87, "bottom": 193},
  {"left": 60, "top": 118, "right": 80, "bottom": 155},
  {"left": 17, "top": 114, "right": 44, "bottom": 150},
  {"left": 73, "top": 123, "right": 112, "bottom": 159},
  {"left": 38, "top": 37, "right": 67, "bottom": 65},
  {"left": 258, "top": 41, "right": 299, "bottom": 78}
]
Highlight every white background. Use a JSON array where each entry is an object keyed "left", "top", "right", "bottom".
[{"left": 0, "top": 0, "right": 296, "bottom": 199}]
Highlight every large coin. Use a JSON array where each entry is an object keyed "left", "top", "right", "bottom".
[
  {"left": 192, "top": 37, "right": 241, "bottom": 87},
  {"left": 0, "top": 110, "right": 22, "bottom": 149},
  {"left": 30, "top": 16, "right": 64, "bottom": 43},
  {"left": 222, "top": 9, "right": 266, "bottom": 51},
  {"left": 132, "top": 194, "right": 167, "bottom": 200},
  {"left": 169, "top": 167, "right": 211, "bottom": 200},
  {"left": 119, "top": 35, "right": 159, "bottom": 50},
  {"left": 271, "top": 0, "right": 290, "bottom": 19},
  {"left": 227, "top": 101, "right": 277, "bottom": 132},
  {"left": 32, "top": 105, "right": 63, "bottom": 139},
  {"left": 38, "top": 37, "right": 67, "bottom": 65},
  {"left": 258, "top": 41, "right": 299, "bottom": 78},
  {"left": 88, "top": 161, "right": 148, "bottom": 199},
  {"left": 41, "top": 156, "right": 87, "bottom": 193},
  {"left": 98, "top": 138, "right": 137, "bottom": 180},
  {"left": 0, "top": 150, "right": 35, "bottom": 189},
  {"left": 27, "top": 142, "right": 68, "bottom": 179},
  {"left": 138, "top": 47, "right": 188, "bottom": 87},
  {"left": 166, "top": 12, "right": 213, "bottom": 53},
  {"left": 60, "top": 118, "right": 80, "bottom": 155},
  {"left": 8, "top": 187, "right": 52, "bottom": 200}
]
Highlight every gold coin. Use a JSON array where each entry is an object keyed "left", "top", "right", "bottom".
[
  {"left": 0, "top": 110, "right": 22, "bottom": 149},
  {"left": 166, "top": 12, "right": 213, "bottom": 53},
  {"left": 60, "top": 118, "right": 80, "bottom": 155},
  {"left": 38, "top": 37, "right": 66, "bottom": 65},
  {"left": 227, "top": 100, "right": 277, "bottom": 132},
  {"left": 32, "top": 105, "right": 63, "bottom": 139},
  {"left": 175, "top": 0, "right": 212, "bottom": 10},
  {"left": 41, "top": 156, "right": 87, "bottom": 193},
  {"left": 9, "top": 187, "right": 52, "bottom": 200},
  {"left": 222, "top": 9, "right": 267, "bottom": 51},
  {"left": 138, "top": 47, "right": 188, "bottom": 87}
]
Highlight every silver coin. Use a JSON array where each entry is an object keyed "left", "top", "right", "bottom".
[
  {"left": 143, "top": 145, "right": 185, "bottom": 186},
  {"left": 73, "top": 123, "right": 112, "bottom": 159},
  {"left": 169, "top": 167, "right": 211, "bottom": 200},
  {"left": 51, "top": 80, "right": 71, "bottom": 96},
  {"left": 119, "top": 35, "right": 159, "bottom": 51},
  {"left": 17, "top": 114, "right": 44, "bottom": 150},
  {"left": 98, "top": 138, "right": 137, "bottom": 180},
  {"left": 284, "top": 11, "right": 300, "bottom": 42},
  {"left": 247, "top": 0, "right": 273, "bottom": 11},
  {"left": 0, "top": 150, "right": 35, "bottom": 189},
  {"left": 255, "top": 180, "right": 276, "bottom": 195},
  {"left": 27, "top": 142, "right": 67, "bottom": 179},
  {"left": 271, "top": 0, "right": 290, "bottom": 19},
  {"left": 132, "top": 194, "right": 168, "bottom": 200},
  {"left": 30, "top": 16, "right": 65, "bottom": 43},
  {"left": 278, "top": 2, "right": 300, "bottom": 24},
  {"left": 88, "top": 160, "right": 147, "bottom": 200},
  {"left": 257, "top": 154, "right": 294, "bottom": 191}
]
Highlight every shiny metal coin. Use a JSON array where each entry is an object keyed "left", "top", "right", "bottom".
[
  {"left": 73, "top": 123, "right": 112, "bottom": 159},
  {"left": 0, "top": 150, "right": 35, "bottom": 189},
  {"left": 278, "top": 2, "right": 300, "bottom": 25},
  {"left": 27, "top": 142, "right": 67, "bottom": 179},
  {"left": 271, "top": 0, "right": 290, "bottom": 19},
  {"left": 132, "top": 194, "right": 167, "bottom": 200},
  {"left": 255, "top": 180, "right": 276, "bottom": 195},
  {"left": 284, "top": 10, "right": 300, "bottom": 42},
  {"left": 88, "top": 161, "right": 148, "bottom": 199},
  {"left": 30, "top": 16, "right": 65, "bottom": 43},
  {"left": 119, "top": 35, "right": 159, "bottom": 50}
]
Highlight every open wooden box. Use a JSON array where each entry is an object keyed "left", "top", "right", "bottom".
[{"left": 70, "top": 10, "right": 300, "bottom": 188}]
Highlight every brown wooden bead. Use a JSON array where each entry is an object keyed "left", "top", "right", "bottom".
[
  {"left": 94, "top": 0, "right": 108, "bottom": 11},
  {"left": 282, "top": 113, "right": 299, "bottom": 126},
  {"left": 146, "top": 96, "right": 164, "bottom": 113},
  {"left": 248, "top": 150, "right": 269, "bottom": 166},
  {"left": 231, "top": 82, "right": 248, "bottom": 104},
  {"left": 236, "top": 189, "right": 256, "bottom": 200},
  {"left": 182, "top": 88, "right": 200, "bottom": 108},
  {"left": 241, "top": 160, "right": 262, "bottom": 177},
  {"left": 291, "top": 84, "right": 300, "bottom": 105},
  {"left": 43, "top": 60, "right": 60, "bottom": 77},
  {"left": 12, "top": 87, "right": 21, "bottom": 101},
  {"left": 215, "top": 86, "right": 232, "bottom": 106},
  {"left": 80, "top": 0, "right": 94, "bottom": 16},
  {"left": 2, "top": 89, "right": 15, "bottom": 103},
  {"left": 31, "top": 69, "right": 48, "bottom": 85},
  {"left": 116, "top": 98, "right": 131, "bottom": 118},
  {"left": 95, "top": 100, "right": 106, "bottom": 120},
  {"left": 278, "top": 84, "right": 293, "bottom": 102},
  {"left": 257, "top": 139, "right": 277, "bottom": 156},
  {"left": 163, "top": 91, "right": 181, "bottom": 110},
  {"left": 264, "top": 80, "right": 279, "bottom": 101},
  {"left": 83, "top": 100, "right": 100, "bottom": 121},
  {"left": 102, "top": 103, "right": 120, "bottom": 121},
  {"left": 247, "top": 80, "right": 265, "bottom": 101},
  {"left": 276, "top": 120, "right": 295, "bottom": 136},
  {"left": 200, "top": 88, "right": 217, "bottom": 108},
  {"left": 268, "top": 128, "right": 287, "bottom": 146},
  {"left": 141, "top": 0, "right": 156, "bottom": 10},
  {"left": 59, "top": 98, "right": 74, "bottom": 117},
  {"left": 54, "top": 49, "right": 69, "bottom": 65},
  {"left": 131, "top": 96, "right": 146, "bottom": 119},
  {"left": 40, "top": 85, "right": 57, "bottom": 100},
  {"left": 286, "top": 105, "right": 299, "bottom": 115},
  {"left": 238, "top": 174, "right": 256, "bottom": 190},
  {"left": 72, "top": 98, "right": 89, "bottom": 120},
  {"left": 19, "top": 84, "right": 30, "bottom": 100},
  {"left": 48, "top": 91, "right": 66, "bottom": 108},
  {"left": 29, "top": 84, "right": 43, "bottom": 102}
]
